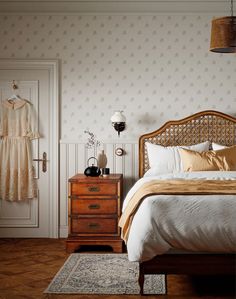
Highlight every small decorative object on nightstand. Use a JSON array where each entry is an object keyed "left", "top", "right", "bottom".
[
  {"left": 84, "top": 157, "right": 101, "bottom": 177},
  {"left": 66, "top": 174, "right": 123, "bottom": 253}
]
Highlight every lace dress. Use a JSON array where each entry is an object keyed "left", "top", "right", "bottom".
[{"left": 0, "top": 99, "right": 40, "bottom": 201}]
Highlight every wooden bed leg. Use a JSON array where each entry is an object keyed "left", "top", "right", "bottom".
[{"left": 139, "top": 264, "right": 145, "bottom": 295}]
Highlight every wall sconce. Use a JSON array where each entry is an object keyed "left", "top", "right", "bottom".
[
  {"left": 111, "top": 111, "right": 126, "bottom": 137},
  {"left": 210, "top": 0, "right": 236, "bottom": 53}
]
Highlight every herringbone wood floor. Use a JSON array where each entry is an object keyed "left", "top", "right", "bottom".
[{"left": 0, "top": 239, "right": 235, "bottom": 299}]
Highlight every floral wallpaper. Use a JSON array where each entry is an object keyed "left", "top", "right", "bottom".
[{"left": 0, "top": 14, "right": 235, "bottom": 141}]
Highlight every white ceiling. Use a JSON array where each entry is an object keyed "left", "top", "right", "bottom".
[{"left": 0, "top": 0, "right": 231, "bottom": 14}]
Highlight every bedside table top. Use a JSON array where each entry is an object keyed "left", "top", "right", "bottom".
[{"left": 69, "top": 173, "right": 123, "bottom": 182}]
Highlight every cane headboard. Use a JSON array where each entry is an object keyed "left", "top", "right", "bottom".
[{"left": 139, "top": 110, "right": 236, "bottom": 177}]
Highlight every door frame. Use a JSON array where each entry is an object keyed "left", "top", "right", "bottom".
[{"left": 0, "top": 59, "right": 59, "bottom": 238}]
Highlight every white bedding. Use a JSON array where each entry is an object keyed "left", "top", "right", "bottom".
[{"left": 123, "top": 171, "right": 236, "bottom": 262}]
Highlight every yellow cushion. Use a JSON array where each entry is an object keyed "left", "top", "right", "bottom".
[{"left": 180, "top": 146, "right": 236, "bottom": 172}]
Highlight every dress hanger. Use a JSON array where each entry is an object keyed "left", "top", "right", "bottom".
[
  {"left": 6, "top": 80, "right": 31, "bottom": 105},
  {"left": 7, "top": 81, "right": 21, "bottom": 102},
  {"left": 7, "top": 94, "right": 22, "bottom": 101}
]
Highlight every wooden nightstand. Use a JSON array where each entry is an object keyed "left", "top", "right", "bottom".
[{"left": 66, "top": 174, "right": 123, "bottom": 253}]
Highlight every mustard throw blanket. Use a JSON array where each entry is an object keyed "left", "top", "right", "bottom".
[{"left": 119, "top": 179, "right": 236, "bottom": 243}]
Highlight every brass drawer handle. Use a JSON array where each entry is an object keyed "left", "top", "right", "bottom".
[
  {"left": 88, "top": 223, "right": 100, "bottom": 229},
  {"left": 88, "top": 186, "right": 100, "bottom": 192},
  {"left": 88, "top": 204, "right": 100, "bottom": 210}
]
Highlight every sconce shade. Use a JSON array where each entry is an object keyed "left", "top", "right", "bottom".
[
  {"left": 110, "top": 111, "right": 126, "bottom": 123},
  {"left": 210, "top": 16, "right": 236, "bottom": 53}
]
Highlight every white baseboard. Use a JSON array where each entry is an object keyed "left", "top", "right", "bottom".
[{"left": 59, "top": 226, "right": 68, "bottom": 238}]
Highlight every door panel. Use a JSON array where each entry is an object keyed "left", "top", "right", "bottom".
[{"left": 0, "top": 68, "right": 52, "bottom": 237}]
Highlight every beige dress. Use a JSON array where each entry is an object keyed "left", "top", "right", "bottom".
[{"left": 0, "top": 98, "right": 40, "bottom": 201}]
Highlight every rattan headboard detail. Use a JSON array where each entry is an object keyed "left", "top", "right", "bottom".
[{"left": 139, "top": 110, "right": 236, "bottom": 177}]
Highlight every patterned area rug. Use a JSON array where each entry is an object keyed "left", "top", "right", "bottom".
[{"left": 45, "top": 253, "right": 165, "bottom": 295}]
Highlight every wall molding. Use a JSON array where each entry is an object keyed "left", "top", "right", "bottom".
[
  {"left": 60, "top": 139, "right": 138, "bottom": 144},
  {"left": 0, "top": 0, "right": 230, "bottom": 14},
  {"left": 60, "top": 225, "right": 68, "bottom": 238}
]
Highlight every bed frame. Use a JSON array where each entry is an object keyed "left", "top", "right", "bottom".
[{"left": 138, "top": 110, "right": 236, "bottom": 295}]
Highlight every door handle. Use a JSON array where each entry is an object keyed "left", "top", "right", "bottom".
[{"left": 33, "top": 152, "right": 47, "bottom": 172}]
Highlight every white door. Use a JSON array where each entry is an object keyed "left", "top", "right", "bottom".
[{"left": 0, "top": 60, "right": 59, "bottom": 238}]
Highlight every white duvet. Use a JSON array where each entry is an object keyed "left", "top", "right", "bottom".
[{"left": 123, "top": 171, "right": 236, "bottom": 262}]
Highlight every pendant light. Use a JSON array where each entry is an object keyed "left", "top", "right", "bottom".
[{"left": 210, "top": 0, "right": 236, "bottom": 53}]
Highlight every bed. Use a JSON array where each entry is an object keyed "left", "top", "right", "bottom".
[{"left": 119, "top": 110, "right": 236, "bottom": 295}]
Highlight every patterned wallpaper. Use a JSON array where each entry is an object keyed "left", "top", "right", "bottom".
[{"left": 0, "top": 14, "right": 236, "bottom": 141}]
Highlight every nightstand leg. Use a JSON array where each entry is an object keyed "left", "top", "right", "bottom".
[
  {"left": 110, "top": 241, "right": 123, "bottom": 253},
  {"left": 66, "top": 241, "right": 81, "bottom": 253}
]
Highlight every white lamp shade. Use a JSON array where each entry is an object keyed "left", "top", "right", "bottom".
[{"left": 110, "top": 111, "right": 126, "bottom": 123}]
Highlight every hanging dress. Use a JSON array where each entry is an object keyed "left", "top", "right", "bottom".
[{"left": 0, "top": 98, "right": 40, "bottom": 201}]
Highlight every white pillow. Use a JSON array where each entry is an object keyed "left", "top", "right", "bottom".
[
  {"left": 212, "top": 142, "right": 228, "bottom": 150},
  {"left": 145, "top": 141, "right": 210, "bottom": 175}
]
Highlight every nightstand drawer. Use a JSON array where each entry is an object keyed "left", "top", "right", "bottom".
[
  {"left": 71, "top": 217, "right": 117, "bottom": 234},
  {"left": 71, "top": 198, "right": 117, "bottom": 214},
  {"left": 71, "top": 183, "right": 117, "bottom": 196}
]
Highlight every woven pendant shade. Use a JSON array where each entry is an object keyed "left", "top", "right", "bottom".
[{"left": 210, "top": 16, "right": 236, "bottom": 53}]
